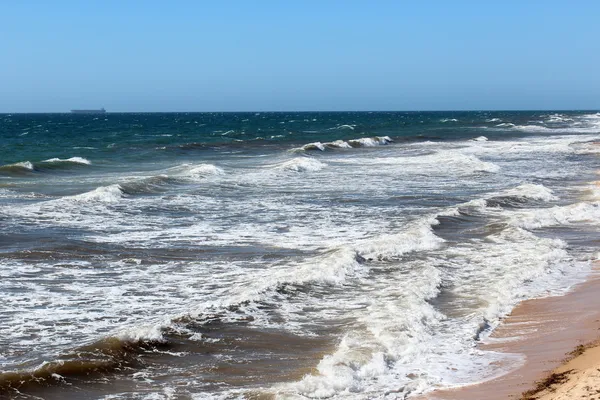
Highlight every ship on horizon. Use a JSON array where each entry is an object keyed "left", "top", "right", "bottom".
[{"left": 70, "top": 108, "right": 106, "bottom": 114}]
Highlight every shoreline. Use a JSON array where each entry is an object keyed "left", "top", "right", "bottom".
[{"left": 422, "top": 262, "right": 600, "bottom": 400}]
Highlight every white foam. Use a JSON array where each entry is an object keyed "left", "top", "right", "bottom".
[
  {"left": 299, "top": 142, "right": 326, "bottom": 151},
  {"left": 19, "top": 161, "right": 34, "bottom": 170},
  {"left": 70, "top": 184, "right": 124, "bottom": 203},
  {"left": 276, "top": 158, "right": 327, "bottom": 172},
  {"left": 326, "top": 140, "right": 353, "bottom": 149},
  {"left": 330, "top": 150, "right": 500, "bottom": 175},
  {"left": 294, "top": 136, "right": 392, "bottom": 152},
  {"left": 348, "top": 136, "right": 393, "bottom": 147},
  {"left": 275, "top": 225, "right": 588, "bottom": 399},
  {"left": 470, "top": 136, "right": 488, "bottom": 142},
  {"left": 509, "top": 202, "right": 600, "bottom": 230},
  {"left": 500, "top": 183, "right": 558, "bottom": 202},
  {"left": 414, "top": 151, "right": 500, "bottom": 174},
  {"left": 181, "top": 163, "right": 224, "bottom": 177},
  {"left": 3, "top": 161, "right": 34, "bottom": 170},
  {"left": 328, "top": 124, "right": 356, "bottom": 130},
  {"left": 272, "top": 247, "right": 365, "bottom": 287},
  {"left": 574, "top": 142, "right": 600, "bottom": 155},
  {"left": 513, "top": 124, "right": 555, "bottom": 133},
  {"left": 43, "top": 157, "right": 92, "bottom": 165},
  {"left": 357, "top": 221, "right": 445, "bottom": 260},
  {"left": 491, "top": 113, "right": 600, "bottom": 134},
  {"left": 544, "top": 113, "right": 575, "bottom": 124},
  {"left": 460, "top": 134, "right": 600, "bottom": 157},
  {"left": 114, "top": 323, "right": 167, "bottom": 343}
]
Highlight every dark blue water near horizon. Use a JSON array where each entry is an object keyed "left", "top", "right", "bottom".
[{"left": 1, "top": 111, "right": 596, "bottom": 166}]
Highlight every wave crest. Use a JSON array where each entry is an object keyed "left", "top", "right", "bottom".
[
  {"left": 295, "top": 136, "right": 393, "bottom": 152},
  {"left": 277, "top": 157, "right": 327, "bottom": 172},
  {"left": 500, "top": 183, "right": 558, "bottom": 202},
  {"left": 181, "top": 163, "right": 224, "bottom": 177},
  {"left": 0, "top": 328, "right": 167, "bottom": 393},
  {"left": 70, "top": 184, "right": 124, "bottom": 203},
  {"left": 0, "top": 161, "right": 35, "bottom": 175},
  {"left": 42, "top": 157, "right": 91, "bottom": 165}
]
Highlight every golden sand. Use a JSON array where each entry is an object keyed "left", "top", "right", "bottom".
[{"left": 521, "top": 341, "right": 600, "bottom": 399}]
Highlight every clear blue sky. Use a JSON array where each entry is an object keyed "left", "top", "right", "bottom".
[{"left": 2, "top": 1, "right": 599, "bottom": 112}]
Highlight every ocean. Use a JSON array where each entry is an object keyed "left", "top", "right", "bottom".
[{"left": 0, "top": 111, "right": 599, "bottom": 399}]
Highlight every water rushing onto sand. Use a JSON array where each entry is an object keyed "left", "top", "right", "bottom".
[{"left": 1, "top": 111, "right": 600, "bottom": 399}]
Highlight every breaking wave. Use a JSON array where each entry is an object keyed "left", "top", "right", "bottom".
[
  {"left": 69, "top": 184, "right": 124, "bottom": 203},
  {"left": 274, "top": 222, "right": 586, "bottom": 398},
  {"left": 489, "top": 113, "right": 600, "bottom": 134},
  {"left": 1, "top": 180, "right": 592, "bottom": 399},
  {"left": 0, "top": 327, "right": 168, "bottom": 394},
  {"left": 499, "top": 183, "right": 558, "bottom": 202},
  {"left": 276, "top": 157, "right": 327, "bottom": 172},
  {"left": 418, "top": 151, "right": 500, "bottom": 173},
  {"left": 0, "top": 157, "right": 92, "bottom": 176},
  {"left": 42, "top": 157, "right": 91, "bottom": 165},
  {"left": 294, "top": 136, "right": 393, "bottom": 152},
  {"left": 175, "top": 163, "right": 225, "bottom": 179},
  {"left": 508, "top": 202, "right": 600, "bottom": 230},
  {"left": 0, "top": 161, "right": 35, "bottom": 175}
]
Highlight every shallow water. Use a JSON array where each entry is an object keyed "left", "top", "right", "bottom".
[{"left": 1, "top": 111, "right": 600, "bottom": 399}]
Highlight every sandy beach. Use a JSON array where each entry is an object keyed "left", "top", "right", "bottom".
[
  {"left": 425, "top": 262, "right": 600, "bottom": 400},
  {"left": 522, "top": 341, "right": 600, "bottom": 399}
]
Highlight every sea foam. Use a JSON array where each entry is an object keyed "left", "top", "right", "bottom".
[
  {"left": 70, "top": 184, "right": 124, "bottom": 203},
  {"left": 276, "top": 157, "right": 327, "bottom": 172},
  {"left": 43, "top": 157, "right": 92, "bottom": 165}
]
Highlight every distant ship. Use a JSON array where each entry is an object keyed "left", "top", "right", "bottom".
[{"left": 70, "top": 108, "right": 106, "bottom": 114}]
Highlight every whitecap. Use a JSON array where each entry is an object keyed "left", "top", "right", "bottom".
[
  {"left": 348, "top": 136, "right": 393, "bottom": 147},
  {"left": 508, "top": 202, "right": 600, "bottom": 230},
  {"left": 328, "top": 124, "right": 356, "bottom": 130},
  {"left": 500, "top": 183, "right": 558, "bottom": 202},
  {"left": 184, "top": 164, "right": 224, "bottom": 177},
  {"left": 470, "top": 136, "right": 488, "bottom": 142},
  {"left": 43, "top": 157, "right": 92, "bottom": 165},
  {"left": 357, "top": 220, "right": 445, "bottom": 260},
  {"left": 325, "top": 140, "right": 352, "bottom": 149},
  {"left": 114, "top": 323, "right": 167, "bottom": 343},
  {"left": 70, "top": 184, "right": 124, "bottom": 203},
  {"left": 276, "top": 158, "right": 327, "bottom": 172},
  {"left": 299, "top": 142, "right": 326, "bottom": 151},
  {"left": 10, "top": 161, "right": 34, "bottom": 170}
]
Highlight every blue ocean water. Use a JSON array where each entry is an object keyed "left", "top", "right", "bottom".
[{"left": 1, "top": 111, "right": 599, "bottom": 399}]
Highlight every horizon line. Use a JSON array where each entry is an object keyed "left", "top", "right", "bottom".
[{"left": 2, "top": 108, "right": 599, "bottom": 114}]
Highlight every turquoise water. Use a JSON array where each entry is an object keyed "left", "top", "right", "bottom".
[{"left": 1, "top": 111, "right": 599, "bottom": 399}]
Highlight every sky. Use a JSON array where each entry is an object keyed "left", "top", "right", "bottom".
[{"left": 1, "top": 1, "right": 599, "bottom": 112}]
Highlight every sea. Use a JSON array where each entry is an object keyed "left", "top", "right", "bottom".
[{"left": 1, "top": 111, "right": 599, "bottom": 400}]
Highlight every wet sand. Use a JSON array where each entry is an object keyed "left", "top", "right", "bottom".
[{"left": 424, "top": 262, "right": 600, "bottom": 400}]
